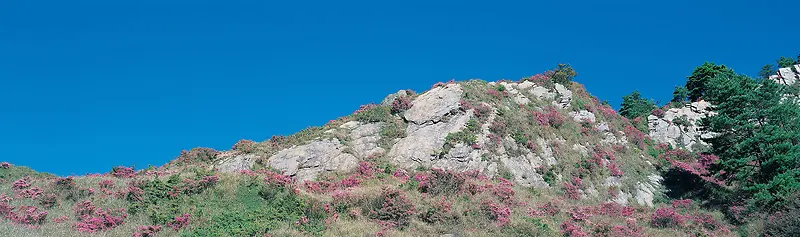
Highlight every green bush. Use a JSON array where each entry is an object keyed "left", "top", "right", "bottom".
[
  {"left": 183, "top": 180, "right": 324, "bottom": 236},
  {"left": 353, "top": 105, "right": 392, "bottom": 123}
]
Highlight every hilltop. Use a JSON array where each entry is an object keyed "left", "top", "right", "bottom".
[{"left": 1, "top": 62, "right": 798, "bottom": 236}]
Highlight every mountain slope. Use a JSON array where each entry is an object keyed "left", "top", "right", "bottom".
[{"left": 0, "top": 67, "right": 736, "bottom": 237}]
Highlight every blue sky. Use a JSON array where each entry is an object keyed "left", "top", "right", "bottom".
[{"left": 1, "top": 1, "right": 798, "bottom": 176}]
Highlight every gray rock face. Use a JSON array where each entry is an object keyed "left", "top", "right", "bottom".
[
  {"left": 530, "top": 85, "right": 556, "bottom": 100},
  {"left": 553, "top": 83, "right": 573, "bottom": 109},
  {"left": 648, "top": 101, "right": 713, "bottom": 151},
  {"left": 500, "top": 82, "right": 530, "bottom": 105},
  {"left": 347, "top": 122, "right": 386, "bottom": 159},
  {"left": 403, "top": 84, "right": 462, "bottom": 125},
  {"left": 774, "top": 65, "right": 799, "bottom": 86},
  {"left": 389, "top": 111, "right": 472, "bottom": 168},
  {"left": 570, "top": 110, "right": 596, "bottom": 123},
  {"left": 635, "top": 175, "right": 663, "bottom": 207},
  {"left": 267, "top": 139, "right": 358, "bottom": 182},
  {"left": 500, "top": 155, "right": 547, "bottom": 188},
  {"left": 215, "top": 153, "right": 257, "bottom": 173}
]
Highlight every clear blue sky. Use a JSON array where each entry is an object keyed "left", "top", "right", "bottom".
[{"left": 1, "top": 1, "right": 798, "bottom": 176}]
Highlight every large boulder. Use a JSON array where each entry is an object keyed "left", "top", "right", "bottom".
[
  {"left": 402, "top": 84, "right": 463, "bottom": 125},
  {"left": 267, "top": 139, "right": 358, "bottom": 182}
]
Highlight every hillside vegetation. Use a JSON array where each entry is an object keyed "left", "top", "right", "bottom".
[{"left": 1, "top": 60, "right": 798, "bottom": 237}]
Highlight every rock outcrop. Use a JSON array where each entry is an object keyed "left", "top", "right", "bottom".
[
  {"left": 648, "top": 101, "right": 713, "bottom": 151},
  {"left": 267, "top": 139, "right": 358, "bottom": 181},
  {"left": 345, "top": 122, "right": 386, "bottom": 159},
  {"left": 770, "top": 64, "right": 800, "bottom": 86},
  {"left": 215, "top": 152, "right": 258, "bottom": 173},
  {"left": 402, "top": 84, "right": 462, "bottom": 125}
]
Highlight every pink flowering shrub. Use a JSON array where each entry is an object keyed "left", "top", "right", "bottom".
[
  {"left": 650, "top": 207, "right": 686, "bottom": 228},
  {"left": 368, "top": 189, "right": 416, "bottom": 228},
  {"left": 623, "top": 125, "right": 647, "bottom": 150},
  {"left": 487, "top": 88, "right": 508, "bottom": 100},
  {"left": 304, "top": 180, "right": 337, "bottom": 193},
  {"left": 339, "top": 174, "right": 361, "bottom": 188},
  {"left": 563, "top": 177, "right": 583, "bottom": 200},
  {"left": 174, "top": 147, "right": 219, "bottom": 164},
  {"left": 492, "top": 178, "right": 516, "bottom": 204},
  {"left": 12, "top": 177, "right": 31, "bottom": 190},
  {"left": 390, "top": 96, "right": 413, "bottom": 113},
  {"left": 168, "top": 213, "right": 191, "bottom": 230},
  {"left": 357, "top": 161, "right": 377, "bottom": 178},
  {"left": 6, "top": 205, "right": 49, "bottom": 225},
  {"left": 561, "top": 220, "right": 588, "bottom": 237},
  {"left": 596, "top": 202, "right": 635, "bottom": 217},
  {"left": 569, "top": 207, "right": 592, "bottom": 221},
  {"left": 652, "top": 108, "right": 665, "bottom": 118},
  {"left": 0, "top": 162, "right": 11, "bottom": 169},
  {"left": 482, "top": 200, "right": 512, "bottom": 227},
  {"left": 419, "top": 198, "right": 458, "bottom": 224},
  {"left": 525, "top": 73, "right": 552, "bottom": 85},
  {"left": 608, "top": 163, "right": 624, "bottom": 177},
  {"left": 459, "top": 101, "right": 493, "bottom": 119},
  {"left": 263, "top": 170, "right": 293, "bottom": 187},
  {"left": 533, "top": 106, "right": 566, "bottom": 128},
  {"left": 111, "top": 166, "right": 136, "bottom": 178},
  {"left": 598, "top": 104, "right": 618, "bottom": 118},
  {"left": 611, "top": 218, "right": 645, "bottom": 237},
  {"left": 133, "top": 225, "right": 163, "bottom": 237},
  {"left": 417, "top": 169, "right": 466, "bottom": 195},
  {"left": 19, "top": 186, "right": 44, "bottom": 199},
  {"left": 232, "top": 139, "right": 257, "bottom": 153},
  {"left": 392, "top": 169, "right": 410, "bottom": 182},
  {"left": 672, "top": 199, "right": 693, "bottom": 209},
  {"left": 529, "top": 201, "right": 561, "bottom": 217},
  {"left": 74, "top": 207, "right": 128, "bottom": 232},
  {"left": 98, "top": 179, "right": 115, "bottom": 189},
  {"left": 182, "top": 175, "right": 220, "bottom": 194}
]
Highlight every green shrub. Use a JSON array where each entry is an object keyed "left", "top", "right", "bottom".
[
  {"left": 442, "top": 131, "right": 478, "bottom": 154},
  {"left": 183, "top": 180, "right": 323, "bottom": 236},
  {"left": 353, "top": 105, "right": 392, "bottom": 123}
]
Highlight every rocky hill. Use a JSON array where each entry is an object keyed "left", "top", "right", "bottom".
[{"left": 0, "top": 66, "right": 756, "bottom": 237}]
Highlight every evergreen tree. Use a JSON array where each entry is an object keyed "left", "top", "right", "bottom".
[
  {"left": 686, "top": 62, "right": 735, "bottom": 102},
  {"left": 701, "top": 73, "right": 800, "bottom": 210},
  {"left": 619, "top": 90, "right": 657, "bottom": 119},
  {"left": 777, "top": 56, "right": 798, "bottom": 68},
  {"left": 671, "top": 86, "right": 689, "bottom": 104},
  {"left": 759, "top": 64, "right": 777, "bottom": 79}
]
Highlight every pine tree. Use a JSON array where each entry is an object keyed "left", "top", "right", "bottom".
[
  {"left": 686, "top": 62, "right": 735, "bottom": 102},
  {"left": 701, "top": 73, "right": 800, "bottom": 210},
  {"left": 619, "top": 90, "right": 657, "bottom": 119}
]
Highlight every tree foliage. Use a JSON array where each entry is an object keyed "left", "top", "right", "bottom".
[
  {"left": 701, "top": 73, "right": 800, "bottom": 211},
  {"left": 671, "top": 86, "right": 689, "bottom": 104},
  {"left": 619, "top": 90, "right": 656, "bottom": 120},
  {"left": 550, "top": 63, "right": 578, "bottom": 85},
  {"left": 685, "top": 62, "right": 735, "bottom": 102},
  {"left": 777, "top": 56, "right": 799, "bottom": 68},
  {"left": 759, "top": 64, "right": 777, "bottom": 79}
]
